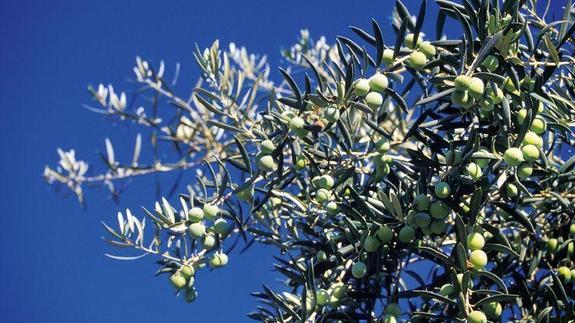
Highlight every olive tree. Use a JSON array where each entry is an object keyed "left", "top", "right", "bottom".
[{"left": 44, "top": 0, "right": 575, "bottom": 321}]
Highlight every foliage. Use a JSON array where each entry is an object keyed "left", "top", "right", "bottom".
[{"left": 44, "top": 0, "right": 575, "bottom": 321}]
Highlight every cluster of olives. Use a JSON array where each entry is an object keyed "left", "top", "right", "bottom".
[
  {"left": 466, "top": 232, "right": 487, "bottom": 270},
  {"left": 257, "top": 139, "right": 278, "bottom": 172},
  {"left": 402, "top": 33, "right": 436, "bottom": 69},
  {"left": 281, "top": 110, "right": 308, "bottom": 138},
  {"left": 311, "top": 174, "right": 339, "bottom": 215},
  {"left": 451, "top": 74, "right": 486, "bottom": 109},
  {"left": 349, "top": 225, "right": 394, "bottom": 280},
  {"left": 169, "top": 264, "right": 198, "bottom": 302},
  {"left": 353, "top": 72, "right": 387, "bottom": 110},
  {"left": 404, "top": 190, "right": 451, "bottom": 238},
  {"left": 372, "top": 138, "right": 392, "bottom": 178}
]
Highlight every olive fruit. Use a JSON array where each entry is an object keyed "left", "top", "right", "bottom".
[
  {"left": 504, "top": 77, "right": 518, "bottom": 93},
  {"left": 316, "top": 250, "right": 327, "bottom": 263},
  {"left": 385, "top": 303, "right": 402, "bottom": 317},
  {"left": 547, "top": 238, "right": 559, "bottom": 253},
  {"left": 530, "top": 117, "right": 547, "bottom": 134},
  {"left": 521, "top": 144, "right": 539, "bottom": 162},
  {"left": 467, "top": 310, "right": 487, "bottom": 323},
  {"left": 258, "top": 155, "right": 277, "bottom": 172},
  {"left": 202, "top": 234, "right": 216, "bottom": 250},
  {"left": 351, "top": 261, "right": 367, "bottom": 279},
  {"left": 570, "top": 223, "right": 575, "bottom": 236},
  {"left": 468, "top": 77, "right": 485, "bottom": 98},
  {"left": 482, "top": 302, "right": 502, "bottom": 320},
  {"left": 407, "top": 51, "right": 427, "bottom": 69},
  {"left": 451, "top": 90, "right": 471, "bottom": 107},
  {"left": 503, "top": 147, "right": 524, "bottom": 167},
  {"left": 354, "top": 78, "right": 370, "bottom": 96},
  {"left": 365, "top": 92, "right": 383, "bottom": 109},
  {"left": 188, "top": 207, "right": 204, "bottom": 223},
  {"left": 467, "top": 232, "right": 485, "bottom": 250},
  {"left": 316, "top": 289, "right": 329, "bottom": 306},
  {"left": 454, "top": 75, "right": 472, "bottom": 91},
  {"left": 399, "top": 226, "right": 416, "bottom": 243},
  {"left": 324, "top": 107, "right": 340, "bottom": 123},
  {"left": 486, "top": 85, "right": 504, "bottom": 104},
  {"left": 434, "top": 181, "right": 450, "bottom": 198},
  {"left": 260, "top": 139, "right": 275, "bottom": 154},
  {"left": 294, "top": 154, "right": 307, "bottom": 170},
  {"left": 439, "top": 283, "right": 455, "bottom": 296},
  {"left": 506, "top": 183, "right": 518, "bottom": 198},
  {"left": 466, "top": 162, "right": 483, "bottom": 181},
  {"left": 317, "top": 175, "right": 335, "bottom": 190},
  {"left": 363, "top": 235, "right": 380, "bottom": 253},
  {"left": 189, "top": 222, "right": 206, "bottom": 239},
  {"left": 522, "top": 131, "right": 543, "bottom": 148},
  {"left": 413, "top": 194, "right": 431, "bottom": 211},
  {"left": 404, "top": 33, "right": 422, "bottom": 49},
  {"left": 170, "top": 273, "right": 187, "bottom": 289},
  {"left": 213, "top": 218, "right": 229, "bottom": 235},
  {"left": 429, "top": 201, "right": 450, "bottom": 219},
  {"left": 481, "top": 55, "right": 499, "bottom": 72},
  {"left": 516, "top": 108, "right": 527, "bottom": 125},
  {"left": 180, "top": 265, "right": 194, "bottom": 278},
  {"left": 375, "top": 138, "right": 390, "bottom": 153},
  {"left": 414, "top": 212, "right": 431, "bottom": 228},
  {"left": 237, "top": 187, "right": 252, "bottom": 201},
  {"left": 469, "top": 249, "right": 488, "bottom": 269},
  {"left": 376, "top": 226, "right": 393, "bottom": 243},
  {"left": 316, "top": 188, "right": 331, "bottom": 203},
  {"left": 289, "top": 116, "right": 305, "bottom": 130},
  {"left": 430, "top": 220, "right": 447, "bottom": 234},
  {"left": 325, "top": 201, "right": 339, "bottom": 216},
  {"left": 369, "top": 73, "right": 389, "bottom": 92},
  {"left": 419, "top": 41, "right": 436, "bottom": 58},
  {"left": 209, "top": 252, "right": 229, "bottom": 268},
  {"left": 382, "top": 314, "right": 397, "bottom": 323},
  {"left": 517, "top": 163, "right": 533, "bottom": 179},
  {"left": 558, "top": 266, "right": 572, "bottom": 283},
  {"left": 445, "top": 148, "right": 463, "bottom": 166},
  {"left": 382, "top": 49, "right": 395, "bottom": 65},
  {"left": 203, "top": 204, "right": 219, "bottom": 220}
]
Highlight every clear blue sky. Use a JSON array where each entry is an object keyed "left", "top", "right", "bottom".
[{"left": 0, "top": 0, "right": 566, "bottom": 322}]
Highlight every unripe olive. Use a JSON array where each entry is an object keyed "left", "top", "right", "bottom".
[
  {"left": 414, "top": 212, "right": 431, "bottom": 228},
  {"left": 468, "top": 77, "right": 485, "bottom": 99},
  {"left": 316, "top": 188, "right": 331, "bottom": 203},
  {"left": 486, "top": 85, "right": 504, "bottom": 104},
  {"left": 289, "top": 116, "right": 305, "bottom": 130},
  {"left": 429, "top": 201, "right": 450, "bottom": 219},
  {"left": 180, "top": 265, "right": 195, "bottom": 279},
  {"left": 354, "top": 78, "right": 371, "bottom": 96},
  {"left": 419, "top": 41, "right": 436, "bottom": 58},
  {"left": 454, "top": 75, "right": 472, "bottom": 91},
  {"left": 521, "top": 144, "right": 539, "bottom": 162},
  {"left": 504, "top": 77, "right": 518, "bottom": 93},
  {"left": 466, "top": 162, "right": 483, "bottom": 181},
  {"left": 325, "top": 201, "right": 339, "bottom": 215},
  {"left": 482, "top": 302, "right": 502, "bottom": 320},
  {"left": 188, "top": 207, "right": 204, "bottom": 223},
  {"left": 434, "top": 181, "right": 450, "bottom": 198},
  {"left": 571, "top": 269, "right": 575, "bottom": 281},
  {"left": 517, "top": 163, "right": 533, "bottom": 179},
  {"left": 213, "top": 218, "right": 229, "bottom": 235},
  {"left": 430, "top": 220, "right": 447, "bottom": 234},
  {"left": 413, "top": 194, "right": 431, "bottom": 211},
  {"left": 516, "top": 108, "right": 527, "bottom": 125},
  {"left": 209, "top": 252, "right": 228, "bottom": 268},
  {"left": 521, "top": 76, "right": 535, "bottom": 91},
  {"left": 203, "top": 204, "right": 219, "bottom": 220},
  {"left": 445, "top": 148, "right": 463, "bottom": 165},
  {"left": 506, "top": 183, "right": 518, "bottom": 198},
  {"left": 202, "top": 234, "right": 216, "bottom": 250},
  {"left": 503, "top": 147, "right": 524, "bottom": 167},
  {"left": 294, "top": 154, "right": 307, "bottom": 170},
  {"left": 399, "top": 225, "right": 416, "bottom": 243},
  {"left": 330, "top": 282, "right": 347, "bottom": 298},
  {"left": 170, "top": 273, "right": 187, "bottom": 290},
  {"left": 316, "top": 289, "right": 329, "bottom": 306},
  {"left": 369, "top": 73, "right": 389, "bottom": 92},
  {"left": 439, "top": 283, "right": 455, "bottom": 296},
  {"left": 317, "top": 175, "right": 335, "bottom": 190},
  {"left": 421, "top": 226, "right": 432, "bottom": 236},
  {"left": 404, "top": 33, "right": 422, "bottom": 49},
  {"left": 407, "top": 51, "right": 427, "bottom": 69},
  {"left": 558, "top": 266, "right": 572, "bottom": 283},
  {"left": 467, "top": 310, "right": 487, "bottom": 323},
  {"left": 375, "top": 138, "right": 390, "bottom": 153},
  {"left": 473, "top": 149, "right": 490, "bottom": 168},
  {"left": 522, "top": 131, "right": 543, "bottom": 148},
  {"left": 481, "top": 55, "right": 499, "bottom": 72},
  {"left": 469, "top": 249, "right": 488, "bottom": 269},
  {"left": 316, "top": 250, "right": 327, "bottom": 263},
  {"left": 258, "top": 155, "right": 277, "bottom": 172},
  {"left": 530, "top": 117, "right": 547, "bottom": 134},
  {"left": 324, "top": 107, "right": 340, "bottom": 123},
  {"left": 363, "top": 235, "right": 380, "bottom": 252},
  {"left": 382, "top": 314, "right": 398, "bottom": 323},
  {"left": 451, "top": 90, "right": 471, "bottom": 107},
  {"left": 237, "top": 187, "right": 252, "bottom": 201},
  {"left": 385, "top": 303, "right": 402, "bottom": 317},
  {"left": 570, "top": 223, "right": 575, "bottom": 236},
  {"left": 189, "top": 222, "right": 206, "bottom": 239},
  {"left": 547, "top": 238, "right": 559, "bottom": 252},
  {"left": 365, "top": 92, "right": 383, "bottom": 109},
  {"left": 376, "top": 226, "right": 393, "bottom": 243},
  {"left": 260, "top": 139, "right": 275, "bottom": 155},
  {"left": 467, "top": 232, "right": 485, "bottom": 250},
  {"left": 382, "top": 49, "right": 395, "bottom": 65},
  {"left": 351, "top": 261, "right": 367, "bottom": 279}
]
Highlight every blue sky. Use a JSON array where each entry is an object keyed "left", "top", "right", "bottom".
[{"left": 0, "top": 0, "right": 567, "bottom": 322}]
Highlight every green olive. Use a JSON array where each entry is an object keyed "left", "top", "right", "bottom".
[
  {"left": 317, "top": 175, "right": 335, "bottom": 190},
  {"left": 258, "top": 155, "right": 277, "bottom": 172},
  {"left": 429, "top": 201, "right": 450, "bottom": 219},
  {"left": 170, "top": 273, "right": 187, "bottom": 289},
  {"left": 316, "top": 289, "right": 329, "bottom": 306},
  {"left": 522, "top": 131, "right": 543, "bottom": 148},
  {"left": 407, "top": 51, "right": 427, "bottom": 69},
  {"left": 454, "top": 75, "right": 472, "bottom": 91},
  {"left": 404, "top": 33, "right": 422, "bottom": 49},
  {"left": 188, "top": 222, "right": 206, "bottom": 239},
  {"left": 369, "top": 73, "right": 389, "bottom": 92},
  {"left": 202, "top": 234, "right": 216, "bottom": 250},
  {"left": 517, "top": 163, "right": 533, "bottom": 179},
  {"left": 324, "top": 107, "right": 340, "bottom": 123},
  {"left": 375, "top": 138, "right": 390, "bottom": 153},
  {"left": 419, "top": 41, "right": 436, "bottom": 58},
  {"left": 316, "top": 188, "right": 331, "bottom": 203},
  {"left": 468, "top": 77, "right": 485, "bottom": 99},
  {"left": 325, "top": 201, "right": 339, "bottom": 215},
  {"left": 413, "top": 194, "right": 431, "bottom": 211},
  {"left": 466, "top": 162, "right": 483, "bottom": 181},
  {"left": 260, "top": 139, "right": 275, "bottom": 155},
  {"left": 376, "top": 226, "right": 393, "bottom": 243},
  {"left": 521, "top": 144, "right": 539, "bottom": 162},
  {"left": 382, "top": 314, "right": 398, "bottom": 323},
  {"left": 414, "top": 212, "right": 431, "bottom": 228},
  {"left": 451, "top": 90, "right": 473, "bottom": 107},
  {"left": 365, "top": 92, "right": 383, "bottom": 109},
  {"left": 382, "top": 49, "right": 395, "bottom": 65},
  {"left": 467, "top": 310, "right": 487, "bottom": 323},
  {"left": 188, "top": 207, "right": 204, "bottom": 223},
  {"left": 385, "top": 303, "right": 402, "bottom": 316},
  {"left": 213, "top": 218, "right": 229, "bottom": 235},
  {"left": 558, "top": 266, "right": 572, "bottom": 283},
  {"left": 399, "top": 225, "right": 416, "bottom": 243},
  {"left": 482, "top": 302, "right": 502, "bottom": 320},
  {"left": 203, "top": 204, "right": 219, "bottom": 220},
  {"left": 180, "top": 265, "right": 194, "bottom": 278},
  {"left": 467, "top": 232, "right": 485, "bottom": 250},
  {"left": 434, "top": 181, "right": 450, "bottom": 198},
  {"left": 445, "top": 148, "right": 463, "bottom": 165},
  {"left": 547, "top": 238, "right": 559, "bottom": 252},
  {"left": 469, "top": 249, "right": 488, "bottom": 269},
  {"left": 209, "top": 252, "right": 229, "bottom": 268},
  {"left": 351, "top": 261, "right": 367, "bottom": 278},
  {"left": 530, "top": 117, "right": 547, "bottom": 134},
  {"left": 506, "top": 183, "right": 518, "bottom": 198},
  {"left": 363, "top": 235, "right": 380, "bottom": 252},
  {"left": 430, "top": 220, "right": 447, "bottom": 234},
  {"left": 486, "top": 85, "right": 504, "bottom": 104},
  {"left": 289, "top": 116, "right": 305, "bottom": 129},
  {"left": 516, "top": 108, "right": 528, "bottom": 125},
  {"left": 294, "top": 154, "right": 307, "bottom": 170},
  {"left": 316, "top": 250, "right": 327, "bottom": 263},
  {"left": 439, "top": 283, "right": 455, "bottom": 296},
  {"left": 503, "top": 147, "right": 524, "bottom": 167},
  {"left": 570, "top": 223, "right": 575, "bottom": 236},
  {"left": 354, "top": 78, "right": 371, "bottom": 96},
  {"left": 237, "top": 187, "right": 252, "bottom": 201}
]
